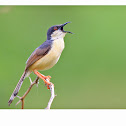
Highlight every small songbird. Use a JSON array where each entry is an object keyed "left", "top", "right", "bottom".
[{"left": 8, "top": 22, "right": 72, "bottom": 105}]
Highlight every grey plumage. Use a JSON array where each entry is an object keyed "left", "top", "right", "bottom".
[{"left": 25, "top": 40, "right": 52, "bottom": 71}]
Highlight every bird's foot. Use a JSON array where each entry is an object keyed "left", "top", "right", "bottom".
[
  {"left": 44, "top": 77, "right": 54, "bottom": 89},
  {"left": 44, "top": 81, "right": 54, "bottom": 89},
  {"left": 44, "top": 75, "right": 51, "bottom": 81}
]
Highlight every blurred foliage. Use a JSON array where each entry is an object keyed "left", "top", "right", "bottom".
[{"left": 0, "top": 6, "right": 126, "bottom": 109}]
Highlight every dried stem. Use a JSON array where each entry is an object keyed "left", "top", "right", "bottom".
[
  {"left": 45, "top": 82, "right": 56, "bottom": 109},
  {"left": 21, "top": 99, "right": 24, "bottom": 109},
  {"left": 16, "top": 75, "right": 56, "bottom": 109},
  {"left": 16, "top": 76, "right": 39, "bottom": 109}
]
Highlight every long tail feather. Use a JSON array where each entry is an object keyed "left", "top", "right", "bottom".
[{"left": 8, "top": 71, "right": 27, "bottom": 106}]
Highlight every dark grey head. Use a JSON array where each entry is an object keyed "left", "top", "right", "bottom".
[{"left": 47, "top": 22, "right": 72, "bottom": 40}]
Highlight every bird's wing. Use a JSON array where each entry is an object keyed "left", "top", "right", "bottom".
[{"left": 25, "top": 40, "right": 52, "bottom": 70}]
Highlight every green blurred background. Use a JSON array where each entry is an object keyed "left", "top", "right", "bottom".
[{"left": 1, "top": 6, "right": 126, "bottom": 109}]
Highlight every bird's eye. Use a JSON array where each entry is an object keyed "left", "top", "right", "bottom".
[{"left": 54, "top": 27, "right": 58, "bottom": 30}]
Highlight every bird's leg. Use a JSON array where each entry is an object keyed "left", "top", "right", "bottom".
[
  {"left": 33, "top": 70, "right": 52, "bottom": 89},
  {"left": 34, "top": 70, "right": 51, "bottom": 80}
]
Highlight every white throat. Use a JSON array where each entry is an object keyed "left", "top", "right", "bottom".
[{"left": 51, "top": 30, "right": 66, "bottom": 40}]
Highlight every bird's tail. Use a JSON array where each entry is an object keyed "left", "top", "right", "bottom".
[{"left": 8, "top": 71, "right": 27, "bottom": 106}]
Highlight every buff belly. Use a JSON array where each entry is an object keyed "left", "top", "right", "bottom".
[{"left": 29, "top": 38, "right": 65, "bottom": 71}]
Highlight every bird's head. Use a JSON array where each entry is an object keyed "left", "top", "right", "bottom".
[{"left": 47, "top": 22, "right": 72, "bottom": 40}]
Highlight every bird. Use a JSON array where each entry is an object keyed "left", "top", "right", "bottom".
[{"left": 8, "top": 22, "right": 72, "bottom": 105}]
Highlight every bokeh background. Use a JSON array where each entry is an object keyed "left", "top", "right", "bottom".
[{"left": 1, "top": 6, "right": 126, "bottom": 109}]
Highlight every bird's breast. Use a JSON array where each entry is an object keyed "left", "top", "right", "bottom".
[
  {"left": 30, "top": 38, "right": 65, "bottom": 71},
  {"left": 52, "top": 38, "right": 65, "bottom": 55}
]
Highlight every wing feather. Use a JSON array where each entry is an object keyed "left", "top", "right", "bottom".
[{"left": 25, "top": 40, "right": 52, "bottom": 70}]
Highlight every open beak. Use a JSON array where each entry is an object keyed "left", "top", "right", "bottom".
[{"left": 60, "top": 22, "right": 73, "bottom": 34}]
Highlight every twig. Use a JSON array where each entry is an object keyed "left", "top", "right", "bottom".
[
  {"left": 16, "top": 75, "right": 56, "bottom": 109},
  {"left": 45, "top": 81, "right": 56, "bottom": 109},
  {"left": 16, "top": 76, "right": 39, "bottom": 109}
]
